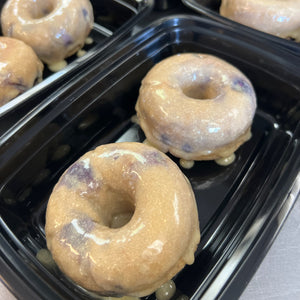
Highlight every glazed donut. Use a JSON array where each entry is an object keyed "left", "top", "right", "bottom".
[
  {"left": 1, "top": 0, "right": 94, "bottom": 65},
  {"left": 45, "top": 142, "right": 200, "bottom": 297},
  {"left": 135, "top": 53, "right": 257, "bottom": 162},
  {"left": 0, "top": 36, "right": 43, "bottom": 107},
  {"left": 220, "top": 0, "right": 300, "bottom": 41}
]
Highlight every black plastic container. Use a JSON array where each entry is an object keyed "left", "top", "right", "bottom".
[
  {"left": 182, "top": 0, "right": 300, "bottom": 55},
  {"left": 0, "top": 0, "right": 154, "bottom": 132},
  {"left": 0, "top": 14, "right": 299, "bottom": 300}
]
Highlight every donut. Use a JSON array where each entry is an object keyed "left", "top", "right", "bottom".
[
  {"left": 1, "top": 0, "right": 94, "bottom": 65},
  {"left": 0, "top": 36, "right": 43, "bottom": 107},
  {"left": 135, "top": 53, "right": 257, "bottom": 163},
  {"left": 45, "top": 142, "right": 200, "bottom": 297},
  {"left": 220, "top": 0, "right": 300, "bottom": 41}
]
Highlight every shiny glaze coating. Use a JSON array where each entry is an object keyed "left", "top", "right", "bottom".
[
  {"left": 1, "top": 0, "right": 94, "bottom": 64},
  {"left": 220, "top": 0, "right": 300, "bottom": 41},
  {"left": 135, "top": 53, "right": 257, "bottom": 161},
  {"left": 45, "top": 142, "right": 200, "bottom": 297},
  {"left": 0, "top": 37, "right": 43, "bottom": 106}
]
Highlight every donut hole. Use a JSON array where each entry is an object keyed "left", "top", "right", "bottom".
[
  {"left": 110, "top": 211, "right": 133, "bottom": 229},
  {"left": 27, "top": 0, "right": 56, "bottom": 19},
  {"left": 182, "top": 81, "right": 219, "bottom": 100},
  {"left": 101, "top": 189, "right": 135, "bottom": 229}
]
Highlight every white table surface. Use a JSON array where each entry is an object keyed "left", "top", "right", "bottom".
[{"left": 240, "top": 196, "right": 300, "bottom": 300}]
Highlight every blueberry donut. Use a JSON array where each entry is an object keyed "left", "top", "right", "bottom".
[
  {"left": 0, "top": 36, "right": 43, "bottom": 106},
  {"left": 1, "top": 0, "right": 94, "bottom": 65},
  {"left": 135, "top": 53, "right": 257, "bottom": 163},
  {"left": 45, "top": 142, "right": 200, "bottom": 297},
  {"left": 220, "top": 0, "right": 300, "bottom": 41}
]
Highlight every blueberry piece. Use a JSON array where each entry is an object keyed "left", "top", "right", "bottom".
[
  {"left": 60, "top": 161, "right": 94, "bottom": 189},
  {"left": 161, "top": 134, "right": 171, "bottom": 145},
  {"left": 60, "top": 221, "right": 86, "bottom": 253},
  {"left": 182, "top": 143, "right": 192, "bottom": 153},
  {"left": 55, "top": 29, "right": 73, "bottom": 46},
  {"left": 82, "top": 8, "right": 89, "bottom": 20},
  {"left": 77, "top": 217, "right": 94, "bottom": 233},
  {"left": 232, "top": 77, "right": 252, "bottom": 94},
  {"left": 62, "top": 33, "right": 73, "bottom": 46},
  {"left": 144, "top": 150, "right": 167, "bottom": 165},
  {"left": 60, "top": 218, "right": 94, "bottom": 250}
]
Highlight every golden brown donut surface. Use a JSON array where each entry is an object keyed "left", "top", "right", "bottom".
[
  {"left": 135, "top": 53, "right": 257, "bottom": 161},
  {"left": 45, "top": 142, "right": 200, "bottom": 297},
  {"left": 220, "top": 0, "right": 300, "bottom": 41},
  {"left": 0, "top": 36, "right": 43, "bottom": 107},
  {"left": 1, "top": 0, "right": 94, "bottom": 64}
]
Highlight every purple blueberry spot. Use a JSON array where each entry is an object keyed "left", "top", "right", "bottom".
[
  {"left": 62, "top": 33, "right": 73, "bottom": 46},
  {"left": 182, "top": 143, "right": 192, "bottom": 153},
  {"left": 60, "top": 217, "right": 94, "bottom": 256},
  {"left": 161, "top": 134, "right": 171, "bottom": 146},
  {"left": 60, "top": 161, "right": 95, "bottom": 189},
  {"left": 144, "top": 150, "right": 167, "bottom": 165},
  {"left": 60, "top": 219, "right": 90, "bottom": 255},
  {"left": 55, "top": 30, "right": 73, "bottom": 46},
  {"left": 82, "top": 8, "right": 89, "bottom": 20},
  {"left": 8, "top": 79, "right": 27, "bottom": 92},
  {"left": 77, "top": 217, "right": 94, "bottom": 233},
  {"left": 232, "top": 77, "right": 253, "bottom": 94}
]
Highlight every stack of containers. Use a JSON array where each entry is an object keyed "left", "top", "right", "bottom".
[{"left": 0, "top": 1, "right": 299, "bottom": 299}]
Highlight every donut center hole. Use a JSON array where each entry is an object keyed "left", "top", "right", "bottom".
[
  {"left": 102, "top": 190, "right": 135, "bottom": 229},
  {"left": 182, "top": 82, "right": 219, "bottom": 100},
  {"left": 28, "top": 0, "right": 56, "bottom": 19}
]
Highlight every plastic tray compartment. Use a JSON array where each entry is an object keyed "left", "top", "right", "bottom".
[
  {"left": 0, "top": 0, "right": 154, "bottom": 126},
  {"left": 182, "top": 0, "right": 300, "bottom": 54},
  {"left": 0, "top": 15, "right": 300, "bottom": 300}
]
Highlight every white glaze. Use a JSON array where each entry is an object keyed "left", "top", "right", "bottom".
[{"left": 220, "top": 0, "right": 300, "bottom": 41}]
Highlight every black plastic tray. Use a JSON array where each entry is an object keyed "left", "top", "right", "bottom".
[
  {"left": 0, "top": 14, "right": 299, "bottom": 300},
  {"left": 0, "top": 0, "right": 154, "bottom": 131},
  {"left": 182, "top": 0, "right": 300, "bottom": 55}
]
